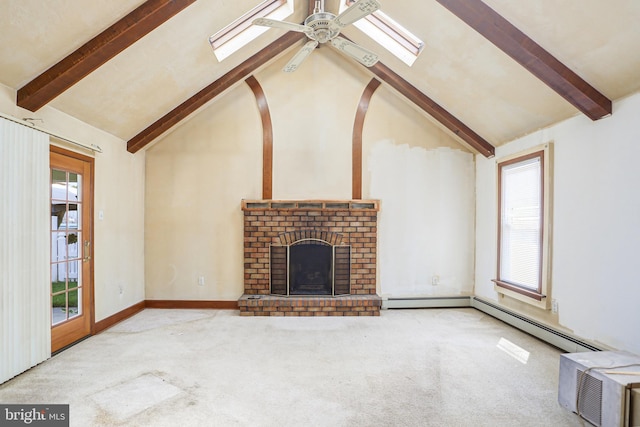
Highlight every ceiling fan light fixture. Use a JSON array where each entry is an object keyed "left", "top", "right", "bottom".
[{"left": 253, "top": 0, "right": 381, "bottom": 72}]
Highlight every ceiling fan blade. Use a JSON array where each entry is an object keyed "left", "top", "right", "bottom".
[
  {"left": 283, "top": 40, "right": 319, "bottom": 72},
  {"left": 330, "top": 36, "right": 378, "bottom": 67},
  {"left": 329, "top": 0, "right": 380, "bottom": 32},
  {"left": 253, "top": 18, "right": 312, "bottom": 35}
]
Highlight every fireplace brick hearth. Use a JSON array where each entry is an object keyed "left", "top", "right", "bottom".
[{"left": 238, "top": 200, "right": 382, "bottom": 316}]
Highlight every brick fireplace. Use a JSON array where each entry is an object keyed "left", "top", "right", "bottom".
[{"left": 238, "top": 200, "right": 382, "bottom": 316}]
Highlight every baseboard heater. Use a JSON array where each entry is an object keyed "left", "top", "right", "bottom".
[
  {"left": 383, "top": 296, "right": 472, "bottom": 309},
  {"left": 471, "top": 297, "right": 602, "bottom": 353},
  {"left": 383, "top": 295, "right": 602, "bottom": 353}
]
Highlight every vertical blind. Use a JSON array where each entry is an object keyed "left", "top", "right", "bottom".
[
  {"left": 499, "top": 156, "right": 542, "bottom": 290},
  {"left": 0, "top": 118, "right": 51, "bottom": 384}
]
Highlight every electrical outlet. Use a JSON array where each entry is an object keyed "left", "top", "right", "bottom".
[
  {"left": 431, "top": 275, "right": 440, "bottom": 286},
  {"left": 198, "top": 276, "right": 205, "bottom": 286},
  {"left": 551, "top": 299, "right": 558, "bottom": 314},
  {"left": 118, "top": 285, "right": 123, "bottom": 295}
]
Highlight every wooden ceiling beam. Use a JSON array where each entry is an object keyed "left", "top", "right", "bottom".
[
  {"left": 369, "top": 61, "right": 495, "bottom": 158},
  {"left": 127, "top": 32, "right": 305, "bottom": 153},
  {"left": 17, "top": 0, "right": 196, "bottom": 112},
  {"left": 128, "top": 1, "right": 314, "bottom": 152},
  {"left": 435, "top": 0, "right": 612, "bottom": 120},
  {"left": 129, "top": 0, "right": 494, "bottom": 157}
]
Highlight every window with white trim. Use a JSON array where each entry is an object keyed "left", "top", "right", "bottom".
[
  {"left": 341, "top": 0, "right": 424, "bottom": 66},
  {"left": 493, "top": 145, "right": 552, "bottom": 308},
  {"left": 209, "top": 0, "right": 293, "bottom": 62}
]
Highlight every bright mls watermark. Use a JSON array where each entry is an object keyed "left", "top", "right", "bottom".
[{"left": 0, "top": 405, "right": 68, "bottom": 426}]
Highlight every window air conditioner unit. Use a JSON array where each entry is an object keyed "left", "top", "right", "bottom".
[{"left": 559, "top": 351, "right": 640, "bottom": 426}]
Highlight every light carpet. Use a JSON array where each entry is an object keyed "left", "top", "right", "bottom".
[{"left": 0, "top": 308, "right": 583, "bottom": 426}]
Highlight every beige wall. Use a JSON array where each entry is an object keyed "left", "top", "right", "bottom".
[
  {"left": 0, "top": 83, "right": 146, "bottom": 323},
  {"left": 144, "top": 83, "right": 263, "bottom": 300},
  {"left": 259, "top": 48, "right": 366, "bottom": 199},
  {"left": 144, "top": 50, "right": 475, "bottom": 301}
]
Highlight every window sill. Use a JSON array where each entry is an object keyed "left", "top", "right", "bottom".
[{"left": 492, "top": 279, "right": 548, "bottom": 309}]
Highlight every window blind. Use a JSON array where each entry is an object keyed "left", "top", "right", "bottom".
[
  {"left": 500, "top": 156, "right": 541, "bottom": 290},
  {"left": 0, "top": 118, "right": 51, "bottom": 384}
]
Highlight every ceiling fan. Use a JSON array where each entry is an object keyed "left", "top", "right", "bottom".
[{"left": 253, "top": 0, "right": 381, "bottom": 72}]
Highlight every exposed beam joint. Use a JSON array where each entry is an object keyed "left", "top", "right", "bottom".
[
  {"left": 369, "top": 62, "right": 495, "bottom": 158},
  {"left": 127, "top": 32, "right": 305, "bottom": 153},
  {"left": 435, "top": 0, "right": 612, "bottom": 120},
  {"left": 17, "top": 0, "right": 196, "bottom": 112}
]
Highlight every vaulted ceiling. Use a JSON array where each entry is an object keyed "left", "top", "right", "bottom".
[{"left": 1, "top": 0, "right": 639, "bottom": 156}]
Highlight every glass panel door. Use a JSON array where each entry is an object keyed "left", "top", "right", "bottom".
[
  {"left": 51, "top": 169, "right": 83, "bottom": 325},
  {"left": 50, "top": 147, "right": 93, "bottom": 352}
]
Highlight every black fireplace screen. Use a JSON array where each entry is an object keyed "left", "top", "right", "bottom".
[
  {"left": 270, "top": 239, "right": 351, "bottom": 296},
  {"left": 290, "top": 243, "right": 332, "bottom": 295}
]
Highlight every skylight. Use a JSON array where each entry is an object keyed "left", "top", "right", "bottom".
[
  {"left": 341, "top": 0, "right": 424, "bottom": 66},
  {"left": 209, "top": 0, "right": 294, "bottom": 62}
]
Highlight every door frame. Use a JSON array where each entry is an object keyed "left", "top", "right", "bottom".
[{"left": 50, "top": 145, "right": 95, "bottom": 352}]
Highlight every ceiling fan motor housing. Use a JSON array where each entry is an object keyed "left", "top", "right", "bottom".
[
  {"left": 304, "top": 12, "right": 340, "bottom": 43},
  {"left": 252, "top": 0, "right": 381, "bottom": 72}
]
